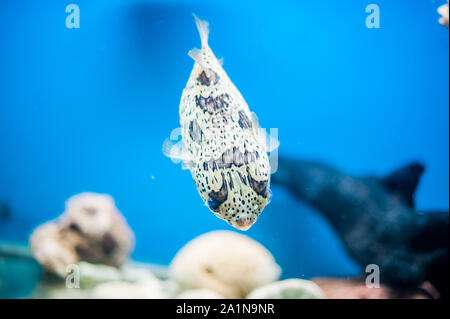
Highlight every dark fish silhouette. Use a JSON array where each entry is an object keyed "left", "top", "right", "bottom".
[
  {"left": 0, "top": 202, "right": 12, "bottom": 221},
  {"left": 272, "top": 156, "right": 449, "bottom": 298}
]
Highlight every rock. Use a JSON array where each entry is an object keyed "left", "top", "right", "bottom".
[
  {"left": 30, "top": 282, "right": 92, "bottom": 299},
  {"left": 160, "top": 280, "right": 181, "bottom": 298},
  {"left": 169, "top": 230, "right": 281, "bottom": 298},
  {"left": 27, "top": 261, "right": 172, "bottom": 299},
  {"left": 246, "top": 279, "right": 325, "bottom": 299},
  {"left": 90, "top": 281, "right": 164, "bottom": 299},
  {"left": 177, "top": 289, "right": 224, "bottom": 299},
  {"left": 82, "top": 262, "right": 177, "bottom": 299},
  {"left": 30, "top": 192, "right": 134, "bottom": 277},
  {"left": 77, "top": 261, "right": 166, "bottom": 289},
  {"left": 438, "top": 1, "right": 449, "bottom": 27},
  {"left": 59, "top": 192, "right": 134, "bottom": 266},
  {"left": 312, "top": 277, "right": 430, "bottom": 299},
  {"left": 121, "top": 265, "right": 160, "bottom": 283},
  {"left": 77, "top": 262, "right": 125, "bottom": 286},
  {"left": 29, "top": 222, "right": 79, "bottom": 277}
]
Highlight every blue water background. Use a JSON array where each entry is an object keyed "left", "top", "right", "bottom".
[{"left": 0, "top": 0, "right": 448, "bottom": 279}]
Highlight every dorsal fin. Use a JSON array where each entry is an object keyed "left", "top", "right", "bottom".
[{"left": 380, "top": 162, "right": 425, "bottom": 208}]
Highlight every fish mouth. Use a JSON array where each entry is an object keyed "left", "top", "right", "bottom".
[{"left": 232, "top": 216, "right": 255, "bottom": 231}]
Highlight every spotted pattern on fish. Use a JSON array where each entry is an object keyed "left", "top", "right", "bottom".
[
  {"left": 175, "top": 16, "right": 273, "bottom": 230},
  {"left": 198, "top": 70, "right": 219, "bottom": 86}
]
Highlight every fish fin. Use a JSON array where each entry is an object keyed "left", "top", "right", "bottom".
[
  {"left": 162, "top": 137, "right": 193, "bottom": 170},
  {"left": 181, "top": 161, "right": 193, "bottom": 170},
  {"left": 188, "top": 48, "right": 208, "bottom": 69},
  {"left": 193, "top": 14, "right": 209, "bottom": 48},
  {"left": 187, "top": 47, "right": 202, "bottom": 62},
  {"left": 251, "top": 112, "right": 280, "bottom": 152},
  {"left": 188, "top": 48, "right": 215, "bottom": 78},
  {"left": 162, "top": 138, "right": 187, "bottom": 160},
  {"left": 380, "top": 162, "right": 425, "bottom": 208}
]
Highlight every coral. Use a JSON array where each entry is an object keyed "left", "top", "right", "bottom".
[
  {"left": 77, "top": 262, "right": 129, "bottom": 285},
  {"left": 29, "top": 222, "right": 79, "bottom": 277},
  {"left": 30, "top": 192, "right": 134, "bottom": 277},
  {"left": 90, "top": 281, "right": 163, "bottom": 299},
  {"left": 26, "top": 260, "right": 178, "bottom": 299},
  {"left": 177, "top": 289, "right": 224, "bottom": 299},
  {"left": 312, "top": 278, "right": 430, "bottom": 299},
  {"left": 438, "top": 1, "right": 449, "bottom": 27},
  {"left": 246, "top": 279, "right": 325, "bottom": 299},
  {"left": 87, "top": 263, "right": 176, "bottom": 299},
  {"left": 169, "top": 230, "right": 281, "bottom": 298}
]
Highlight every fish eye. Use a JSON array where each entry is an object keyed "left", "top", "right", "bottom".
[{"left": 208, "top": 198, "right": 221, "bottom": 212}]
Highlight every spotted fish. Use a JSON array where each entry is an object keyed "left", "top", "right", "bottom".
[{"left": 163, "top": 15, "right": 279, "bottom": 230}]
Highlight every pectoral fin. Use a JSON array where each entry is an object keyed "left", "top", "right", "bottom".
[
  {"left": 162, "top": 134, "right": 193, "bottom": 170},
  {"left": 188, "top": 48, "right": 215, "bottom": 76}
]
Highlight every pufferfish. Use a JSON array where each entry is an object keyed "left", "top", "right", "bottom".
[{"left": 163, "top": 15, "right": 279, "bottom": 231}]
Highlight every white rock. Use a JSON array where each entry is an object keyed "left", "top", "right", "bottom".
[
  {"left": 60, "top": 192, "right": 135, "bottom": 267},
  {"left": 169, "top": 230, "right": 281, "bottom": 298},
  {"left": 29, "top": 222, "right": 78, "bottom": 277},
  {"left": 90, "top": 281, "right": 164, "bottom": 299},
  {"left": 246, "top": 279, "right": 326, "bottom": 299},
  {"left": 177, "top": 289, "right": 224, "bottom": 299},
  {"left": 121, "top": 264, "right": 160, "bottom": 284},
  {"left": 78, "top": 262, "right": 124, "bottom": 285},
  {"left": 29, "top": 192, "right": 135, "bottom": 277},
  {"left": 160, "top": 280, "right": 182, "bottom": 298},
  {"left": 438, "top": 1, "right": 449, "bottom": 27}
]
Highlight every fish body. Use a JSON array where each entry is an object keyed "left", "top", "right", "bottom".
[{"left": 164, "top": 16, "right": 277, "bottom": 230}]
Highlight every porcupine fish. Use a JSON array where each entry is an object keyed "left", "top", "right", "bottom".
[{"left": 163, "top": 15, "right": 279, "bottom": 230}]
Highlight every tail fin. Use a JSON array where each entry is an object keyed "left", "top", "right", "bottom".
[{"left": 193, "top": 14, "right": 209, "bottom": 48}]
